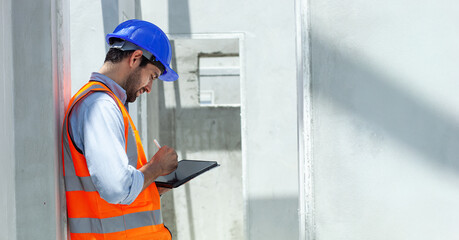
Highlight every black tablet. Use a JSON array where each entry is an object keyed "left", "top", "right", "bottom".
[{"left": 154, "top": 160, "right": 220, "bottom": 188}]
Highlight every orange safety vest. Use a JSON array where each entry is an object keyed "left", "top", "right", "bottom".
[{"left": 62, "top": 81, "right": 171, "bottom": 240}]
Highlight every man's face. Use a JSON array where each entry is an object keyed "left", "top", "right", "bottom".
[{"left": 125, "top": 63, "right": 162, "bottom": 103}]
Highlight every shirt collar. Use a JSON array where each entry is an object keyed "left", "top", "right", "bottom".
[{"left": 90, "top": 72, "right": 127, "bottom": 105}]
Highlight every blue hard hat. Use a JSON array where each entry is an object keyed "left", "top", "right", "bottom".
[{"left": 106, "top": 19, "right": 178, "bottom": 82}]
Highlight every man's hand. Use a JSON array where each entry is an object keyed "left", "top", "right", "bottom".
[
  {"left": 151, "top": 146, "right": 179, "bottom": 176},
  {"left": 139, "top": 146, "right": 178, "bottom": 191}
]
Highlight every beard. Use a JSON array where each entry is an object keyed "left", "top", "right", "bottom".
[{"left": 124, "top": 67, "right": 142, "bottom": 103}]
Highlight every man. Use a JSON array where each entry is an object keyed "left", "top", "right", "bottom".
[{"left": 62, "top": 19, "right": 178, "bottom": 239}]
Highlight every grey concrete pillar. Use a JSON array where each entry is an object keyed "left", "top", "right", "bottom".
[
  {"left": 10, "top": 0, "right": 70, "bottom": 239},
  {"left": 0, "top": 0, "right": 17, "bottom": 238}
]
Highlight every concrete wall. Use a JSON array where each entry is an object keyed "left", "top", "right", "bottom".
[
  {"left": 0, "top": 0, "right": 16, "bottom": 239},
  {"left": 141, "top": 1, "right": 299, "bottom": 239},
  {"left": 13, "top": 0, "right": 56, "bottom": 237},
  {"left": 70, "top": 0, "right": 108, "bottom": 95},
  {"left": 6, "top": 1, "right": 459, "bottom": 240},
  {"left": 0, "top": 0, "right": 70, "bottom": 239},
  {"left": 309, "top": 0, "right": 459, "bottom": 239}
]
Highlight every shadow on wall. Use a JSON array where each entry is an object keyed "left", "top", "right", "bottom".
[
  {"left": 168, "top": 0, "right": 191, "bottom": 34},
  {"left": 101, "top": 0, "right": 119, "bottom": 52},
  {"left": 311, "top": 34, "right": 459, "bottom": 170},
  {"left": 158, "top": 107, "right": 242, "bottom": 151},
  {"left": 249, "top": 197, "right": 300, "bottom": 240}
]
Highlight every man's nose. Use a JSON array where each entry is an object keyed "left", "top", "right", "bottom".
[{"left": 145, "top": 79, "right": 153, "bottom": 93}]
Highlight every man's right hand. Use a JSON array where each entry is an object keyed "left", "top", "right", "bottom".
[
  {"left": 150, "top": 146, "right": 178, "bottom": 176},
  {"left": 139, "top": 146, "right": 178, "bottom": 191}
]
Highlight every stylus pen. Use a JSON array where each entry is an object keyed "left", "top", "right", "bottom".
[{"left": 153, "top": 139, "right": 161, "bottom": 149}]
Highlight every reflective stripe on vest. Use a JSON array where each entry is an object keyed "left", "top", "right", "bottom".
[
  {"left": 69, "top": 210, "right": 163, "bottom": 234},
  {"left": 62, "top": 81, "right": 171, "bottom": 240}
]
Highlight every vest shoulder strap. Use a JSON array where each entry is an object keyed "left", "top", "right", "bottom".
[{"left": 64, "top": 81, "right": 130, "bottom": 151}]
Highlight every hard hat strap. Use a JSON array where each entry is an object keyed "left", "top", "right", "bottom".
[{"left": 110, "top": 40, "right": 158, "bottom": 64}]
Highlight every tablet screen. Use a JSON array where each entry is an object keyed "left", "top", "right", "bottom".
[{"left": 155, "top": 160, "right": 219, "bottom": 188}]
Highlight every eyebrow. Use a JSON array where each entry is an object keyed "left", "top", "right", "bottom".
[{"left": 151, "top": 61, "right": 165, "bottom": 75}]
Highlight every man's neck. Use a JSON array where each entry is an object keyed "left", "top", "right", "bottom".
[{"left": 99, "top": 62, "right": 129, "bottom": 89}]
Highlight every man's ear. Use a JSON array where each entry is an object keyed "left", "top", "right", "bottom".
[{"left": 129, "top": 50, "right": 144, "bottom": 68}]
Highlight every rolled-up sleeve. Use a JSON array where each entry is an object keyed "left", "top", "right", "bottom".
[{"left": 71, "top": 93, "right": 144, "bottom": 205}]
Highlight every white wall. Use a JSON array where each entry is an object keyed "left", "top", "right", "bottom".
[
  {"left": 141, "top": 1, "right": 299, "bottom": 239},
  {"left": 1, "top": 0, "right": 70, "bottom": 239},
  {"left": 0, "top": 0, "right": 16, "bottom": 239},
  {"left": 70, "top": 0, "right": 107, "bottom": 95},
  {"left": 309, "top": 0, "right": 459, "bottom": 239}
]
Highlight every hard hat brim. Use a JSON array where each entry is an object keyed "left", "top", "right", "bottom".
[{"left": 158, "top": 66, "right": 179, "bottom": 82}]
